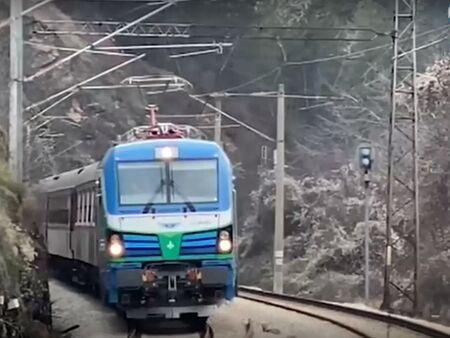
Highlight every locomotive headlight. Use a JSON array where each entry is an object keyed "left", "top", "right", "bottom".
[
  {"left": 155, "top": 146, "right": 178, "bottom": 160},
  {"left": 108, "top": 235, "right": 124, "bottom": 258},
  {"left": 218, "top": 230, "right": 232, "bottom": 253}
]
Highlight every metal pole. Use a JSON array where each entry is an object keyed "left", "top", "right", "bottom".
[
  {"left": 381, "top": 0, "right": 399, "bottom": 312},
  {"left": 273, "top": 83, "right": 285, "bottom": 294},
  {"left": 364, "top": 174, "right": 370, "bottom": 304},
  {"left": 24, "top": 124, "right": 31, "bottom": 182},
  {"left": 411, "top": 0, "right": 420, "bottom": 316},
  {"left": 9, "top": 0, "right": 23, "bottom": 182},
  {"left": 214, "top": 98, "right": 222, "bottom": 145}
]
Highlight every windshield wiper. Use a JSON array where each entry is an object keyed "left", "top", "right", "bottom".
[
  {"left": 142, "top": 179, "right": 165, "bottom": 214},
  {"left": 170, "top": 180, "right": 196, "bottom": 212}
]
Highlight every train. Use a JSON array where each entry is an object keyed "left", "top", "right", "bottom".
[{"left": 34, "top": 113, "right": 237, "bottom": 326}]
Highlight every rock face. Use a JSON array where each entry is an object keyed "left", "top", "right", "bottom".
[{"left": 0, "top": 152, "right": 51, "bottom": 337}]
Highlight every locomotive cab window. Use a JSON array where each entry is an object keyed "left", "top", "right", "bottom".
[
  {"left": 116, "top": 159, "right": 218, "bottom": 206},
  {"left": 169, "top": 159, "right": 218, "bottom": 203},
  {"left": 118, "top": 162, "right": 166, "bottom": 205}
]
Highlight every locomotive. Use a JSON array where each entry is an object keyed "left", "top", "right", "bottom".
[{"left": 35, "top": 108, "right": 237, "bottom": 324}]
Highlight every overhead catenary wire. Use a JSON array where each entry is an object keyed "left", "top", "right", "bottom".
[
  {"left": 182, "top": 34, "right": 383, "bottom": 42},
  {"left": 25, "top": 41, "right": 137, "bottom": 58},
  {"left": 0, "top": 0, "right": 53, "bottom": 30},
  {"left": 188, "top": 94, "right": 275, "bottom": 143},
  {"left": 199, "top": 24, "right": 449, "bottom": 96},
  {"left": 157, "top": 113, "right": 216, "bottom": 118},
  {"left": 169, "top": 48, "right": 222, "bottom": 58},
  {"left": 94, "top": 42, "right": 232, "bottom": 51},
  {"left": 61, "top": 0, "right": 188, "bottom": 2},
  {"left": 25, "top": 0, "right": 179, "bottom": 82},
  {"left": 395, "top": 33, "right": 449, "bottom": 59},
  {"left": 287, "top": 28, "right": 449, "bottom": 66},
  {"left": 197, "top": 124, "right": 240, "bottom": 130},
  {"left": 25, "top": 53, "right": 146, "bottom": 113},
  {"left": 205, "top": 91, "right": 350, "bottom": 101},
  {"left": 27, "top": 91, "right": 77, "bottom": 123}
]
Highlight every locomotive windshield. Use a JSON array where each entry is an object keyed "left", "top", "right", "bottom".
[
  {"left": 117, "top": 159, "right": 218, "bottom": 206},
  {"left": 117, "top": 162, "right": 166, "bottom": 205},
  {"left": 170, "top": 160, "right": 218, "bottom": 203}
]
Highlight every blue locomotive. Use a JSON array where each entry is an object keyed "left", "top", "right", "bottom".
[{"left": 36, "top": 116, "right": 237, "bottom": 324}]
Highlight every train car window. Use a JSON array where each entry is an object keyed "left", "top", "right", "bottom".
[
  {"left": 86, "top": 191, "right": 92, "bottom": 224},
  {"left": 86, "top": 191, "right": 89, "bottom": 223},
  {"left": 82, "top": 191, "right": 86, "bottom": 224},
  {"left": 77, "top": 193, "right": 81, "bottom": 223},
  {"left": 48, "top": 194, "right": 70, "bottom": 224},
  {"left": 49, "top": 210, "right": 69, "bottom": 224},
  {"left": 90, "top": 190, "right": 95, "bottom": 224}
]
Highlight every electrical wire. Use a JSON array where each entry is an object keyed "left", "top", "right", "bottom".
[{"left": 197, "top": 24, "right": 449, "bottom": 96}]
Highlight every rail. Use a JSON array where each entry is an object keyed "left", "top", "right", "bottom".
[{"left": 238, "top": 286, "right": 450, "bottom": 338}]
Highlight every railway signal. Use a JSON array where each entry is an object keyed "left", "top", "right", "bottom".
[
  {"left": 357, "top": 143, "right": 374, "bottom": 304},
  {"left": 359, "top": 146, "right": 373, "bottom": 172}
]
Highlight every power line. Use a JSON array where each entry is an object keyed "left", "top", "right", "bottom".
[
  {"left": 395, "top": 33, "right": 449, "bottom": 59},
  {"left": 188, "top": 94, "right": 274, "bottom": 143},
  {"left": 60, "top": 0, "right": 185, "bottom": 2},
  {"left": 205, "top": 91, "right": 349, "bottom": 101},
  {"left": 25, "top": 0, "right": 179, "bottom": 82},
  {"left": 25, "top": 41, "right": 137, "bottom": 57},
  {"left": 94, "top": 42, "right": 232, "bottom": 50},
  {"left": 197, "top": 124, "right": 240, "bottom": 130},
  {"left": 158, "top": 113, "right": 215, "bottom": 118},
  {"left": 26, "top": 91, "right": 76, "bottom": 124},
  {"left": 26, "top": 53, "right": 146, "bottom": 114},
  {"left": 0, "top": 0, "right": 53, "bottom": 31},
  {"left": 201, "top": 24, "right": 449, "bottom": 96},
  {"left": 183, "top": 34, "right": 383, "bottom": 42}
]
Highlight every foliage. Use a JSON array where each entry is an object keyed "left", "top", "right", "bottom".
[
  {"left": 239, "top": 165, "right": 387, "bottom": 301},
  {"left": 0, "top": 140, "right": 51, "bottom": 336},
  {"left": 240, "top": 56, "right": 450, "bottom": 319}
]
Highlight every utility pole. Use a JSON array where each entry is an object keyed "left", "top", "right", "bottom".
[
  {"left": 382, "top": 0, "right": 420, "bottom": 315},
  {"left": 9, "top": 0, "right": 23, "bottom": 182},
  {"left": 214, "top": 97, "right": 222, "bottom": 145},
  {"left": 24, "top": 124, "right": 31, "bottom": 182},
  {"left": 273, "top": 83, "right": 285, "bottom": 294},
  {"left": 364, "top": 180, "right": 370, "bottom": 302},
  {"left": 358, "top": 145, "right": 374, "bottom": 304}
]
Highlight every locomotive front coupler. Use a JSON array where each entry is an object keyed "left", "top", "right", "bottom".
[{"left": 167, "top": 275, "right": 177, "bottom": 303}]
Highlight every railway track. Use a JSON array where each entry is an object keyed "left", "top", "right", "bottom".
[
  {"left": 126, "top": 319, "right": 214, "bottom": 338},
  {"left": 50, "top": 279, "right": 450, "bottom": 338},
  {"left": 238, "top": 286, "right": 450, "bottom": 338}
]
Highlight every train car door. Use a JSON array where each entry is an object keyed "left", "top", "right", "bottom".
[
  {"left": 232, "top": 188, "right": 239, "bottom": 296},
  {"left": 69, "top": 189, "right": 77, "bottom": 260},
  {"left": 96, "top": 178, "right": 107, "bottom": 268}
]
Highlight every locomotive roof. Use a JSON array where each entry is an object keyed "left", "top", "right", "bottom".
[
  {"left": 106, "top": 138, "right": 225, "bottom": 163},
  {"left": 37, "top": 162, "right": 100, "bottom": 193}
]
